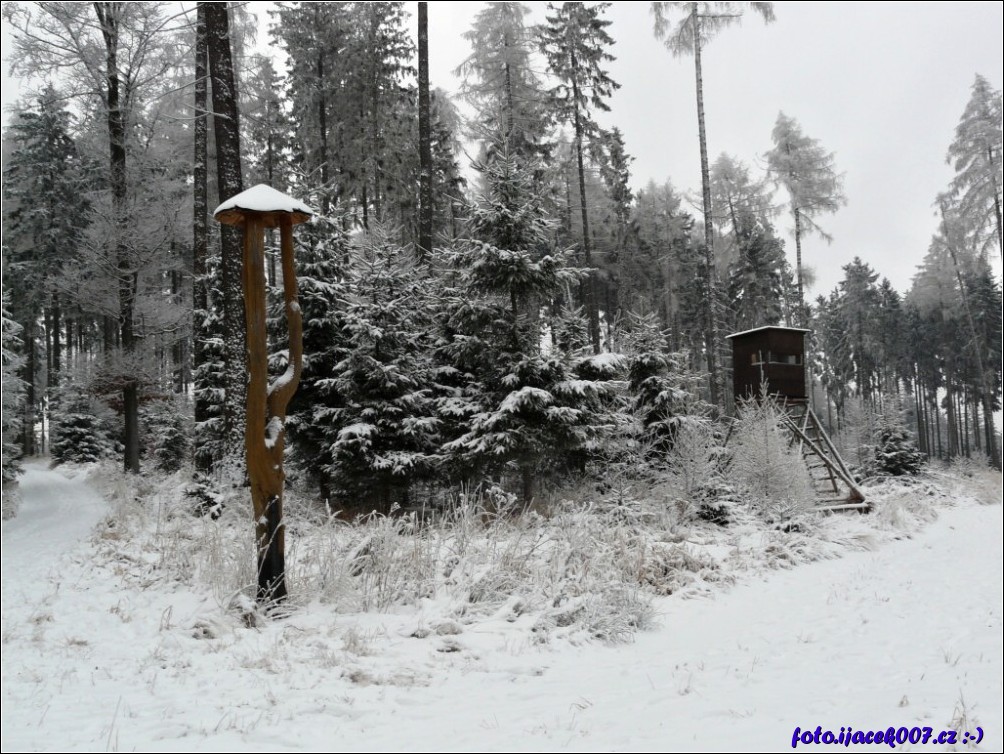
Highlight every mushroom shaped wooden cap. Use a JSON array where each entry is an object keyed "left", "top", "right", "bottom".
[{"left": 213, "top": 184, "right": 315, "bottom": 228}]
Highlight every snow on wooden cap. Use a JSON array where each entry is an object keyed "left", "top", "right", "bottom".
[{"left": 213, "top": 184, "right": 315, "bottom": 227}]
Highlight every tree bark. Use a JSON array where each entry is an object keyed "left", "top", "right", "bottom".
[
  {"left": 315, "top": 4, "right": 330, "bottom": 215},
  {"left": 95, "top": 2, "right": 140, "bottom": 474},
  {"left": 990, "top": 146, "right": 1002, "bottom": 255},
  {"left": 22, "top": 325, "right": 36, "bottom": 457},
  {"left": 793, "top": 206, "right": 805, "bottom": 325},
  {"left": 417, "top": 2, "right": 433, "bottom": 261},
  {"left": 205, "top": 1, "right": 246, "bottom": 474},
  {"left": 193, "top": 3, "right": 210, "bottom": 469},
  {"left": 692, "top": 2, "right": 720, "bottom": 407},
  {"left": 571, "top": 53, "right": 601, "bottom": 354}
]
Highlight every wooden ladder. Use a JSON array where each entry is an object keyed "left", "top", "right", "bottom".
[{"left": 782, "top": 403, "right": 869, "bottom": 512}]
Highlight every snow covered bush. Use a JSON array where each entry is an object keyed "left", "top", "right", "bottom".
[
  {"left": 624, "top": 313, "right": 711, "bottom": 460},
  {"left": 728, "top": 397, "right": 815, "bottom": 524},
  {"left": 2, "top": 289, "right": 25, "bottom": 517},
  {"left": 142, "top": 397, "right": 192, "bottom": 473},
  {"left": 50, "top": 390, "right": 115, "bottom": 465},
  {"left": 872, "top": 413, "right": 925, "bottom": 476}
]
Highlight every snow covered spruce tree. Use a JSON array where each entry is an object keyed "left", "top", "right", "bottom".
[
  {"left": 50, "top": 393, "right": 113, "bottom": 466},
  {"left": 281, "top": 218, "right": 349, "bottom": 503},
  {"left": 946, "top": 74, "right": 1002, "bottom": 258},
  {"left": 873, "top": 413, "right": 925, "bottom": 477},
  {"left": 314, "top": 228, "right": 441, "bottom": 513},
  {"left": 540, "top": 1, "right": 620, "bottom": 354},
  {"left": 2, "top": 291, "right": 26, "bottom": 517},
  {"left": 625, "top": 312, "right": 711, "bottom": 460},
  {"left": 437, "top": 145, "right": 615, "bottom": 505}
]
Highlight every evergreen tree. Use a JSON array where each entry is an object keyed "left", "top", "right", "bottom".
[
  {"left": 438, "top": 145, "right": 612, "bottom": 503},
  {"left": 284, "top": 218, "right": 350, "bottom": 501},
  {"left": 627, "top": 180, "right": 693, "bottom": 335},
  {"left": 835, "top": 257, "right": 881, "bottom": 403},
  {"left": 725, "top": 217, "right": 790, "bottom": 331},
  {"left": 709, "top": 153, "right": 774, "bottom": 267},
  {"left": 946, "top": 74, "right": 1002, "bottom": 258},
  {"left": 1, "top": 291, "right": 25, "bottom": 488},
  {"left": 540, "top": 1, "right": 620, "bottom": 354},
  {"left": 456, "top": 1, "right": 551, "bottom": 159},
  {"left": 766, "top": 112, "right": 847, "bottom": 325},
  {"left": 625, "top": 312, "right": 710, "bottom": 458},
  {"left": 321, "top": 230, "right": 441, "bottom": 511},
  {"left": 651, "top": 1, "right": 776, "bottom": 405},
  {"left": 873, "top": 413, "right": 925, "bottom": 476},
  {"left": 2, "top": 90, "right": 91, "bottom": 447},
  {"left": 50, "top": 391, "right": 113, "bottom": 465}
]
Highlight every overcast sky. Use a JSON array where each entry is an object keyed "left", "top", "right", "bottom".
[
  {"left": 419, "top": 1, "right": 1003, "bottom": 298},
  {"left": 3, "top": 1, "right": 1001, "bottom": 298}
]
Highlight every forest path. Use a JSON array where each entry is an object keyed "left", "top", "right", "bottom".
[{"left": 1, "top": 460, "right": 109, "bottom": 590}]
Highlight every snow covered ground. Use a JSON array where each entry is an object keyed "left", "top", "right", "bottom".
[{"left": 2, "top": 460, "right": 1001, "bottom": 752}]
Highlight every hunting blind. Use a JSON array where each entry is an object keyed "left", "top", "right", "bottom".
[{"left": 726, "top": 326, "right": 868, "bottom": 512}]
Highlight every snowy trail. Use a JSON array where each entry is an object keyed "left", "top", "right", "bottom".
[
  {"left": 1, "top": 473, "right": 1000, "bottom": 752},
  {"left": 1, "top": 461, "right": 108, "bottom": 589}
]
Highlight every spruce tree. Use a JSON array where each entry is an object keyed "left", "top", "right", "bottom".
[
  {"left": 873, "top": 414, "right": 925, "bottom": 477},
  {"left": 321, "top": 230, "right": 440, "bottom": 512},
  {"left": 540, "top": 1, "right": 620, "bottom": 354},
  {"left": 438, "top": 144, "right": 614, "bottom": 503}
]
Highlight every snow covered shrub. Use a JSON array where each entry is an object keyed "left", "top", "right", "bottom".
[
  {"left": 624, "top": 313, "right": 711, "bottom": 460},
  {"left": 872, "top": 413, "right": 925, "bottom": 476},
  {"left": 2, "top": 290, "right": 25, "bottom": 516},
  {"left": 833, "top": 396, "right": 879, "bottom": 478},
  {"left": 50, "top": 391, "right": 114, "bottom": 465},
  {"left": 944, "top": 456, "right": 1003, "bottom": 506},
  {"left": 663, "top": 417, "right": 728, "bottom": 520},
  {"left": 728, "top": 397, "right": 814, "bottom": 523},
  {"left": 143, "top": 397, "right": 191, "bottom": 473}
]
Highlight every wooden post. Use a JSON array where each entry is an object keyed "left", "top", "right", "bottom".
[{"left": 214, "top": 185, "right": 313, "bottom": 606}]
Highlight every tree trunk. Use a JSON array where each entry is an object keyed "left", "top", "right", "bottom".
[
  {"left": 939, "top": 201, "right": 1001, "bottom": 469},
  {"left": 205, "top": 1, "right": 246, "bottom": 474},
  {"left": 50, "top": 298, "right": 61, "bottom": 387},
  {"left": 315, "top": 5, "right": 329, "bottom": 215},
  {"left": 692, "top": 3, "right": 720, "bottom": 407},
  {"left": 570, "top": 56, "right": 601, "bottom": 354},
  {"left": 990, "top": 146, "right": 1002, "bottom": 255},
  {"left": 22, "top": 325, "right": 36, "bottom": 457},
  {"left": 971, "top": 395, "right": 981, "bottom": 452},
  {"left": 912, "top": 368, "right": 926, "bottom": 456},
  {"left": 793, "top": 206, "right": 805, "bottom": 325},
  {"left": 945, "top": 371, "right": 958, "bottom": 458},
  {"left": 932, "top": 385, "right": 942, "bottom": 460},
  {"left": 417, "top": 2, "right": 433, "bottom": 261},
  {"left": 95, "top": 2, "right": 140, "bottom": 474},
  {"left": 193, "top": 3, "right": 210, "bottom": 470}
]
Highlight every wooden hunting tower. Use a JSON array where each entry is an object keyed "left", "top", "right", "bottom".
[
  {"left": 726, "top": 326, "right": 868, "bottom": 512},
  {"left": 727, "top": 326, "right": 809, "bottom": 403}
]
